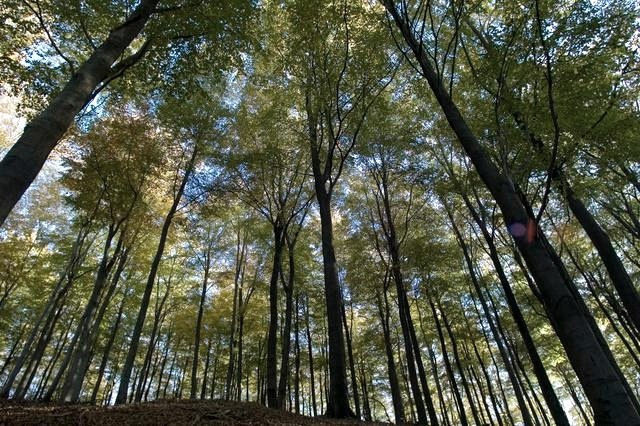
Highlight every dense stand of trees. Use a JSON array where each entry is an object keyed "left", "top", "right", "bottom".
[{"left": 0, "top": 0, "right": 639, "bottom": 424}]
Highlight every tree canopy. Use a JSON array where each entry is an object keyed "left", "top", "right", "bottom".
[{"left": 0, "top": 0, "right": 639, "bottom": 424}]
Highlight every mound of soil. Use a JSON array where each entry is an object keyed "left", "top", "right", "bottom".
[{"left": 0, "top": 399, "right": 391, "bottom": 425}]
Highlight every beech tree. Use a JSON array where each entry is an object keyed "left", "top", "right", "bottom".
[{"left": 0, "top": 1, "right": 639, "bottom": 424}]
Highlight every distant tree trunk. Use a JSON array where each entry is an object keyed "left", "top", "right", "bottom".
[
  {"left": 438, "top": 300, "right": 482, "bottom": 425},
  {"left": 135, "top": 285, "right": 170, "bottom": 402},
  {"left": 200, "top": 338, "right": 212, "bottom": 400},
  {"left": 14, "top": 301, "right": 66, "bottom": 399},
  {"left": 191, "top": 247, "right": 211, "bottom": 399},
  {"left": 375, "top": 285, "right": 405, "bottom": 424},
  {"left": 428, "top": 293, "right": 467, "bottom": 426},
  {"left": 267, "top": 223, "right": 284, "bottom": 408},
  {"left": 115, "top": 145, "right": 197, "bottom": 404},
  {"left": 154, "top": 330, "right": 173, "bottom": 400},
  {"left": 225, "top": 230, "right": 246, "bottom": 400},
  {"left": 445, "top": 202, "right": 533, "bottom": 425},
  {"left": 35, "top": 319, "right": 73, "bottom": 400},
  {"left": 91, "top": 290, "right": 127, "bottom": 404},
  {"left": 305, "top": 295, "right": 318, "bottom": 417},
  {"left": 294, "top": 292, "right": 301, "bottom": 414},
  {"left": 236, "top": 283, "right": 245, "bottom": 402},
  {"left": 341, "top": 299, "right": 361, "bottom": 419},
  {"left": 277, "top": 234, "right": 296, "bottom": 409},
  {"left": 0, "top": 0, "right": 158, "bottom": 225},
  {"left": 210, "top": 338, "right": 221, "bottom": 399},
  {"left": 359, "top": 362, "right": 372, "bottom": 422},
  {"left": 0, "top": 325, "right": 27, "bottom": 380},
  {"left": 461, "top": 191, "right": 569, "bottom": 425},
  {"left": 371, "top": 159, "right": 438, "bottom": 425},
  {"left": 428, "top": 345, "right": 451, "bottom": 426},
  {"left": 384, "top": 2, "right": 640, "bottom": 423},
  {"left": 0, "top": 221, "right": 92, "bottom": 399},
  {"left": 464, "top": 313, "right": 504, "bottom": 426},
  {"left": 61, "top": 227, "right": 127, "bottom": 402}
]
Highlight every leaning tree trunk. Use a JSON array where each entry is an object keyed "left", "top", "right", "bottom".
[
  {"left": 0, "top": 0, "right": 158, "bottom": 225},
  {"left": 462, "top": 191, "right": 569, "bottom": 425},
  {"left": 115, "top": 146, "right": 197, "bottom": 404},
  {"left": 383, "top": 3, "right": 640, "bottom": 423},
  {"left": 60, "top": 225, "right": 124, "bottom": 402}
]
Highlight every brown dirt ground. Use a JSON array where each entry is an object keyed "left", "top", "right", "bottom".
[{"left": 0, "top": 399, "right": 392, "bottom": 425}]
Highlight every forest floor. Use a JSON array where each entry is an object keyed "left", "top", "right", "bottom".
[{"left": 0, "top": 398, "right": 391, "bottom": 425}]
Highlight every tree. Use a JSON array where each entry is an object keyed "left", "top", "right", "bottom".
[{"left": 382, "top": 1, "right": 640, "bottom": 423}]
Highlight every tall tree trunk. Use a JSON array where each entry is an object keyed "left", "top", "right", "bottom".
[
  {"left": 306, "top": 98, "right": 353, "bottom": 418},
  {"left": 294, "top": 292, "right": 301, "bottom": 414},
  {"left": 61, "top": 226, "right": 125, "bottom": 402},
  {"left": 91, "top": 290, "right": 128, "bottom": 404},
  {"left": 267, "top": 224, "right": 284, "bottom": 408},
  {"left": 277, "top": 235, "right": 295, "bottom": 409},
  {"left": 115, "top": 145, "right": 197, "bottom": 404},
  {"left": 191, "top": 249, "right": 211, "bottom": 399},
  {"left": 376, "top": 287, "right": 405, "bottom": 424},
  {"left": 225, "top": 230, "right": 246, "bottom": 400},
  {"left": 383, "top": 4, "right": 640, "bottom": 422},
  {"left": 134, "top": 286, "right": 169, "bottom": 403},
  {"left": 428, "top": 292, "right": 468, "bottom": 426},
  {"left": 0, "top": 0, "right": 158, "bottom": 225},
  {"left": 438, "top": 300, "right": 482, "bottom": 426},
  {"left": 305, "top": 295, "right": 318, "bottom": 417},
  {"left": 200, "top": 337, "right": 212, "bottom": 399},
  {"left": 341, "top": 299, "right": 361, "bottom": 419},
  {"left": 373, "top": 161, "right": 438, "bottom": 425},
  {"left": 461, "top": 191, "right": 569, "bottom": 425}
]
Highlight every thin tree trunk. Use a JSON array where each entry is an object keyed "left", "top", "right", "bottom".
[
  {"left": 305, "top": 295, "right": 318, "bottom": 417},
  {"left": 61, "top": 230, "right": 127, "bottom": 402},
  {"left": 438, "top": 300, "right": 482, "bottom": 425},
  {"left": 428, "top": 292, "right": 467, "bottom": 426},
  {"left": 267, "top": 224, "right": 283, "bottom": 408},
  {"left": 341, "top": 299, "right": 361, "bottom": 419},
  {"left": 91, "top": 289, "right": 128, "bottom": 404},
  {"left": 201, "top": 337, "right": 212, "bottom": 400},
  {"left": 115, "top": 145, "right": 197, "bottom": 404},
  {"left": 225, "top": 231, "right": 246, "bottom": 400},
  {"left": 376, "top": 287, "right": 405, "bottom": 424},
  {"left": 191, "top": 249, "right": 211, "bottom": 399}
]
